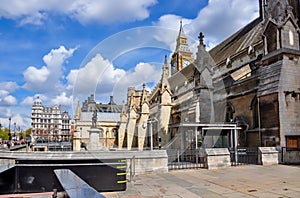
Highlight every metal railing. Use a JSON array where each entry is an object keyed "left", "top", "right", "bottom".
[
  {"left": 167, "top": 149, "right": 206, "bottom": 170},
  {"left": 229, "top": 147, "right": 258, "bottom": 166},
  {"left": 129, "top": 156, "right": 135, "bottom": 182}
]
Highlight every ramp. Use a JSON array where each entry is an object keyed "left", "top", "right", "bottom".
[{"left": 54, "top": 169, "right": 105, "bottom": 198}]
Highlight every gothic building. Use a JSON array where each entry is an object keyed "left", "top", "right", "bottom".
[
  {"left": 74, "top": 0, "right": 300, "bottom": 151},
  {"left": 74, "top": 94, "right": 121, "bottom": 148},
  {"left": 210, "top": 0, "right": 300, "bottom": 148},
  {"left": 148, "top": 0, "right": 300, "bottom": 150}
]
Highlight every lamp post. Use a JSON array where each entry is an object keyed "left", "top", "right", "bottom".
[
  {"left": 147, "top": 120, "right": 153, "bottom": 150},
  {"left": 8, "top": 117, "right": 11, "bottom": 140},
  {"left": 0, "top": 123, "right": 2, "bottom": 142},
  {"left": 106, "top": 129, "right": 109, "bottom": 148},
  {"left": 13, "top": 122, "right": 16, "bottom": 140},
  {"left": 147, "top": 117, "right": 159, "bottom": 150}
]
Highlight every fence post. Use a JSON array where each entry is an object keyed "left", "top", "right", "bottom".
[{"left": 129, "top": 156, "right": 135, "bottom": 182}]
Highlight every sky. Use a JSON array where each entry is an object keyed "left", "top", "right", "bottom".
[{"left": 0, "top": 0, "right": 259, "bottom": 130}]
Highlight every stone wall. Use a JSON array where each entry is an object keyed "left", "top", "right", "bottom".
[
  {"left": 0, "top": 150, "right": 168, "bottom": 176},
  {"left": 282, "top": 149, "right": 300, "bottom": 164}
]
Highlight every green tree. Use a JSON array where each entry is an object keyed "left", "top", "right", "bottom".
[
  {"left": 25, "top": 128, "right": 32, "bottom": 137},
  {"left": 0, "top": 128, "right": 9, "bottom": 140}
]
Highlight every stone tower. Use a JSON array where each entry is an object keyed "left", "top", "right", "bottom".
[
  {"left": 158, "top": 56, "right": 172, "bottom": 146},
  {"left": 171, "top": 20, "right": 194, "bottom": 75}
]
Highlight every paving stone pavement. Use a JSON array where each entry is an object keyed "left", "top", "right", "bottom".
[{"left": 102, "top": 165, "right": 300, "bottom": 198}]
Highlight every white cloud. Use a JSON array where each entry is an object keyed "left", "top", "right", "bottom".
[
  {"left": 187, "top": 0, "right": 259, "bottom": 47},
  {"left": 23, "top": 46, "right": 76, "bottom": 93},
  {"left": 21, "top": 94, "right": 48, "bottom": 106},
  {"left": 70, "top": 53, "right": 161, "bottom": 104},
  {"left": 71, "top": 54, "right": 126, "bottom": 100},
  {"left": 0, "top": 90, "right": 9, "bottom": 98},
  {"left": 112, "top": 62, "right": 161, "bottom": 104},
  {"left": 0, "top": 95, "right": 17, "bottom": 106},
  {"left": 23, "top": 66, "right": 49, "bottom": 84},
  {"left": 0, "top": 107, "right": 11, "bottom": 118},
  {"left": 0, "top": 83, "right": 18, "bottom": 107},
  {"left": 153, "top": 15, "right": 193, "bottom": 52},
  {"left": 19, "top": 12, "right": 47, "bottom": 26},
  {"left": 0, "top": 82, "right": 19, "bottom": 92},
  {"left": 51, "top": 92, "right": 73, "bottom": 106},
  {"left": 21, "top": 97, "right": 34, "bottom": 106},
  {"left": 43, "top": 46, "right": 76, "bottom": 67},
  {"left": 154, "top": 0, "right": 259, "bottom": 50},
  {"left": 69, "top": 0, "right": 157, "bottom": 24},
  {"left": 0, "top": 0, "right": 157, "bottom": 25},
  {"left": 0, "top": 114, "right": 26, "bottom": 129}
]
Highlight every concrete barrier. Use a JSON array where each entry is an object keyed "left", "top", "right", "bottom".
[
  {"left": 0, "top": 150, "right": 168, "bottom": 175},
  {"left": 258, "top": 147, "right": 279, "bottom": 165},
  {"left": 204, "top": 148, "right": 231, "bottom": 169}
]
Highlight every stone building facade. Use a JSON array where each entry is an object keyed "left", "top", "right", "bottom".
[
  {"left": 145, "top": 0, "right": 300, "bottom": 150},
  {"left": 74, "top": 0, "right": 300, "bottom": 151},
  {"left": 210, "top": 0, "right": 300, "bottom": 148},
  {"left": 74, "top": 94, "right": 121, "bottom": 149},
  {"left": 31, "top": 97, "right": 71, "bottom": 142}
]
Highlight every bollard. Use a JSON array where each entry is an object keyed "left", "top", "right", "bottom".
[{"left": 52, "top": 189, "right": 57, "bottom": 198}]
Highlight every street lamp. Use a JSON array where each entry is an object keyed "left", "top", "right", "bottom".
[
  {"left": 8, "top": 117, "right": 11, "bottom": 140},
  {"left": 13, "top": 122, "right": 16, "bottom": 140},
  {"left": 147, "top": 117, "right": 159, "bottom": 150},
  {"left": 147, "top": 120, "right": 153, "bottom": 150},
  {"left": 106, "top": 129, "right": 109, "bottom": 148}
]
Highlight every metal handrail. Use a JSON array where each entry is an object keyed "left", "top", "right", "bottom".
[{"left": 129, "top": 156, "right": 135, "bottom": 182}]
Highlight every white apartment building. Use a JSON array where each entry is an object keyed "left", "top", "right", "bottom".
[{"left": 31, "top": 97, "right": 71, "bottom": 142}]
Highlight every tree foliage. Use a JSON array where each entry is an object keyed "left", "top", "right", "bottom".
[
  {"left": 0, "top": 128, "right": 9, "bottom": 140},
  {"left": 0, "top": 127, "right": 32, "bottom": 140}
]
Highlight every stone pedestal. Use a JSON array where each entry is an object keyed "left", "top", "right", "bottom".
[
  {"left": 258, "top": 147, "right": 279, "bottom": 165},
  {"left": 204, "top": 148, "right": 231, "bottom": 169},
  {"left": 88, "top": 128, "right": 100, "bottom": 150},
  {"left": 72, "top": 137, "right": 81, "bottom": 151}
]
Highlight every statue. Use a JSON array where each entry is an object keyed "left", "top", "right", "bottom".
[{"left": 91, "top": 110, "right": 97, "bottom": 128}]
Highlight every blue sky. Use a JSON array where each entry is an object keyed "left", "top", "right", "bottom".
[{"left": 0, "top": 0, "right": 259, "bottom": 129}]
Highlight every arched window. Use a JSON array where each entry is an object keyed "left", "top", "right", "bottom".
[
  {"left": 174, "top": 115, "right": 181, "bottom": 124},
  {"left": 99, "top": 128, "right": 104, "bottom": 137},
  {"left": 112, "top": 128, "right": 118, "bottom": 138},
  {"left": 226, "top": 102, "right": 235, "bottom": 122},
  {"left": 250, "top": 96, "right": 259, "bottom": 128}
]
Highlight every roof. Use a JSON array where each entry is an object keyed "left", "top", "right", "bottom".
[
  {"left": 80, "top": 112, "right": 120, "bottom": 122},
  {"left": 209, "top": 17, "right": 263, "bottom": 64}
]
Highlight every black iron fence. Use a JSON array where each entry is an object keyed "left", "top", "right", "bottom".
[
  {"left": 167, "top": 149, "right": 206, "bottom": 170},
  {"left": 280, "top": 147, "right": 300, "bottom": 164},
  {"left": 229, "top": 147, "right": 258, "bottom": 166},
  {"left": 167, "top": 147, "right": 259, "bottom": 170}
]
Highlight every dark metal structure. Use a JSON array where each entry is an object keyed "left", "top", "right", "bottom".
[
  {"left": 167, "top": 149, "right": 206, "bottom": 170},
  {"left": 229, "top": 147, "right": 258, "bottom": 166},
  {"left": 0, "top": 158, "right": 127, "bottom": 195},
  {"left": 167, "top": 147, "right": 259, "bottom": 170}
]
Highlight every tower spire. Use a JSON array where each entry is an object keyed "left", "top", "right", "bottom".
[
  {"left": 171, "top": 20, "right": 194, "bottom": 74},
  {"left": 162, "top": 55, "right": 169, "bottom": 78}
]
